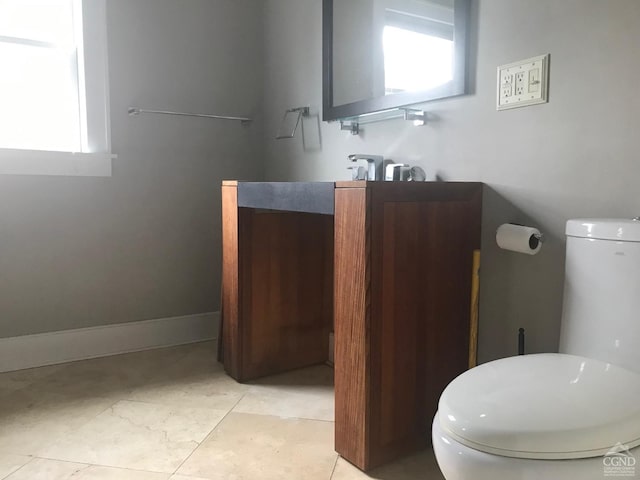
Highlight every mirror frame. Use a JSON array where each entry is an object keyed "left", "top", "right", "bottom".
[{"left": 322, "top": 0, "right": 470, "bottom": 122}]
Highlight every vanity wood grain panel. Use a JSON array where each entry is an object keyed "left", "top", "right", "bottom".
[
  {"left": 240, "top": 210, "right": 333, "bottom": 380},
  {"left": 222, "top": 180, "right": 482, "bottom": 470},
  {"left": 221, "top": 183, "right": 241, "bottom": 378},
  {"left": 334, "top": 186, "right": 370, "bottom": 468},
  {"left": 334, "top": 181, "right": 482, "bottom": 471},
  {"left": 221, "top": 182, "right": 333, "bottom": 382}
]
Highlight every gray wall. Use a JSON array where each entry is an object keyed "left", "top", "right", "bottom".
[
  {"left": 4, "top": 0, "right": 640, "bottom": 364},
  {"left": 0, "top": 0, "right": 264, "bottom": 338},
  {"left": 262, "top": 0, "right": 640, "bottom": 362}
]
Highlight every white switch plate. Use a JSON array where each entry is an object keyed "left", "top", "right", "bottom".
[{"left": 497, "top": 54, "right": 549, "bottom": 110}]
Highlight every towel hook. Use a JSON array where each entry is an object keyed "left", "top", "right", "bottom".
[{"left": 275, "top": 107, "right": 310, "bottom": 139}]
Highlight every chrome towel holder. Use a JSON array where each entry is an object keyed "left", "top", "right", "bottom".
[
  {"left": 127, "top": 107, "right": 252, "bottom": 125},
  {"left": 275, "top": 106, "right": 310, "bottom": 139}
]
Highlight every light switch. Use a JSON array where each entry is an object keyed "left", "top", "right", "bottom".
[
  {"left": 529, "top": 68, "right": 540, "bottom": 93},
  {"left": 497, "top": 54, "right": 549, "bottom": 110}
]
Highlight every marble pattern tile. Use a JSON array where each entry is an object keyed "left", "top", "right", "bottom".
[
  {"left": 233, "top": 365, "right": 334, "bottom": 421},
  {"left": 126, "top": 344, "right": 248, "bottom": 411},
  {"left": 0, "top": 364, "right": 63, "bottom": 397},
  {"left": 0, "top": 452, "right": 31, "bottom": 479},
  {"left": 3, "top": 458, "right": 88, "bottom": 480},
  {"left": 330, "top": 452, "right": 444, "bottom": 480},
  {"left": 29, "top": 347, "right": 192, "bottom": 401},
  {"left": 4, "top": 458, "right": 170, "bottom": 479},
  {"left": 39, "top": 400, "right": 227, "bottom": 473},
  {"left": 127, "top": 368, "right": 247, "bottom": 411},
  {"left": 169, "top": 476, "right": 215, "bottom": 480},
  {"left": 177, "top": 412, "right": 337, "bottom": 480},
  {"left": 0, "top": 343, "right": 436, "bottom": 480},
  {"left": 0, "top": 388, "right": 117, "bottom": 455}
]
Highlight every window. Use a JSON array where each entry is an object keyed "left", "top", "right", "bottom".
[
  {"left": 0, "top": 0, "right": 113, "bottom": 176},
  {"left": 383, "top": 25, "right": 453, "bottom": 94},
  {"left": 382, "top": 5, "right": 455, "bottom": 95}
]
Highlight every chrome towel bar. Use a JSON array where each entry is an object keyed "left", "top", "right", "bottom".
[{"left": 128, "top": 107, "right": 251, "bottom": 125}]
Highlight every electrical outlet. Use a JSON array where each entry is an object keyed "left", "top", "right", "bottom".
[
  {"left": 500, "top": 72, "right": 514, "bottom": 98},
  {"left": 515, "top": 72, "right": 525, "bottom": 95},
  {"left": 497, "top": 54, "right": 549, "bottom": 110}
]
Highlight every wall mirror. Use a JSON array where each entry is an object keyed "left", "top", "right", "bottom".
[{"left": 322, "top": 0, "right": 470, "bottom": 122}]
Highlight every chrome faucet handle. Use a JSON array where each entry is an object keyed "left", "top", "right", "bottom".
[
  {"left": 347, "top": 165, "right": 366, "bottom": 180},
  {"left": 348, "top": 154, "right": 384, "bottom": 181},
  {"left": 385, "top": 163, "right": 408, "bottom": 181}
]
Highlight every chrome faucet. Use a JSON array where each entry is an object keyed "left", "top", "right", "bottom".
[{"left": 348, "top": 154, "right": 384, "bottom": 181}]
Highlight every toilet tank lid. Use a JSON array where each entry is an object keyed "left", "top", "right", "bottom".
[
  {"left": 438, "top": 353, "right": 640, "bottom": 460},
  {"left": 566, "top": 218, "right": 640, "bottom": 242}
]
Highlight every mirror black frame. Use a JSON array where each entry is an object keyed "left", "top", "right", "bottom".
[{"left": 322, "top": 0, "right": 470, "bottom": 122}]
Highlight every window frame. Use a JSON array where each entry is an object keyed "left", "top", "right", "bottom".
[{"left": 0, "top": 0, "right": 115, "bottom": 177}]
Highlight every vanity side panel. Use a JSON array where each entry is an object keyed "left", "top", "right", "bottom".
[
  {"left": 221, "top": 184, "right": 242, "bottom": 379},
  {"left": 368, "top": 183, "right": 482, "bottom": 468},
  {"left": 334, "top": 186, "right": 371, "bottom": 469}
]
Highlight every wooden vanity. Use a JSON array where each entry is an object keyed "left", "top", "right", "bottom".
[{"left": 221, "top": 180, "right": 482, "bottom": 471}]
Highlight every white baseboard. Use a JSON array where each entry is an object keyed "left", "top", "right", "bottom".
[{"left": 0, "top": 312, "right": 219, "bottom": 373}]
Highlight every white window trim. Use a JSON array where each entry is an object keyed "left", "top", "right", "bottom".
[
  {"left": 0, "top": 0, "right": 115, "bottom": 177},
  {"left": 0, "top": 149, "right": 114, "bottom": 177}
]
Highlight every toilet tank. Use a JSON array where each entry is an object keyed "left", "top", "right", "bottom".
[{"left": 559, "top": 219, "right": 640, "bottom": 374}]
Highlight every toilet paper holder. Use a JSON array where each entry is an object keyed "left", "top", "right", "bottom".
[
  {"left": 529, "top": 230, "right": 544, "bottom": 249},
  {"left": 496, "top": 223, "right": 544, "bottom": 255}
]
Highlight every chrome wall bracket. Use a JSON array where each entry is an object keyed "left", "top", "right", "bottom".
[
  {"left": 340, "top": 120, "right": 360, "bottom": 135},
  {"left": 336, "top": 107, "right": 426, "bottom": 136},
  {"left": 403, "top": 108, "right": 426, "bottom": 126},
  {"left": 275, "top": 106, "right": 310, "bottom": 139}
]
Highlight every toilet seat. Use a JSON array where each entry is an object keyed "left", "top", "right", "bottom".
[{"left": 438, "top": 353, "right": 640, "bottom": 460}]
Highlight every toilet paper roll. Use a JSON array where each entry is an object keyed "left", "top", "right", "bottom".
[{"left": 496, "top": 223, "right": 543, "bottom": 255}]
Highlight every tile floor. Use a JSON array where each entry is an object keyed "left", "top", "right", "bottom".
[{"left": 0, "top": 342, "right": 444, "bottom": 480}]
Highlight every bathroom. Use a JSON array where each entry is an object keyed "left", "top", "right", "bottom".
[{"left": 1, "top": 0, "right": 639, "bottom": 479}]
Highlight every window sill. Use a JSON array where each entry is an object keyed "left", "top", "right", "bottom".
[{"left": 0, "top": 148, "right": 115, "bottom": 177}]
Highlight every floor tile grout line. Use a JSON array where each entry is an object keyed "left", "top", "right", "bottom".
[
  {"left": 3, "top": 345, "right": 343, "bottom": 479},
  {"left": 171, "top": 391, "right": 247, "bottom": 476},
  {"left": 230, "top": 411, "right": 336, "bottom": 423},
  {"left": 25, "top": 455, "right": 172, "bottom": 475},
  {"left": 1, "top": 346, "right": 201, "bottom": 462},
  {"left": 0, "top": 456, "right": 37, "bottom": 480},
  {"left": 109, "top": 397, "right": 235, "bottom": 411},
  {"left": 328, "top": 453, "right": 340, "bottom": 480},
  {"left": 22, "top": 344, "right": 216, "bottom": 462},
  {"left": 24, "top": 395, "right": 123, "bottom": 461},
  {"left": 1, "top": 457, "right": 100, "bottom": 480}
]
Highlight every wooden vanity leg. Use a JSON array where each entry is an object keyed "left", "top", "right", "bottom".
[
  {"left": 221, "top": 184, "right": 242, "bottom": 379},
  {"left": 468, "top": 250, "right": 481, "bottom": 369},
  {"left": 334, "top": 186, "right": 370, "bottom": 469}
]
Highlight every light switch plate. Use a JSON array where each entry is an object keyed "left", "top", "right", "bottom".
[{"left": 497, "top": 54, "right": 549, "bottom": 110}]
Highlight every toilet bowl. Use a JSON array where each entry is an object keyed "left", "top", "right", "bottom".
[
  {"left": 433, "top": 415, "right": 639, "bottom": 480},
  {"left": 432, "top": 219, "right": 640, "bottom": 479},
  {"left": 433, "top": 353, "right": 640, "bottom": 479}
]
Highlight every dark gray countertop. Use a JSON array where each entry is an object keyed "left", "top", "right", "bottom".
[{"left": 237, "top": 182, "right": 334, "bottom": 215}]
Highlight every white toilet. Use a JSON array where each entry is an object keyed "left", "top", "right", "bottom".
[{"left": 432, "top": 219, "right": 640, "bottom": 479}]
